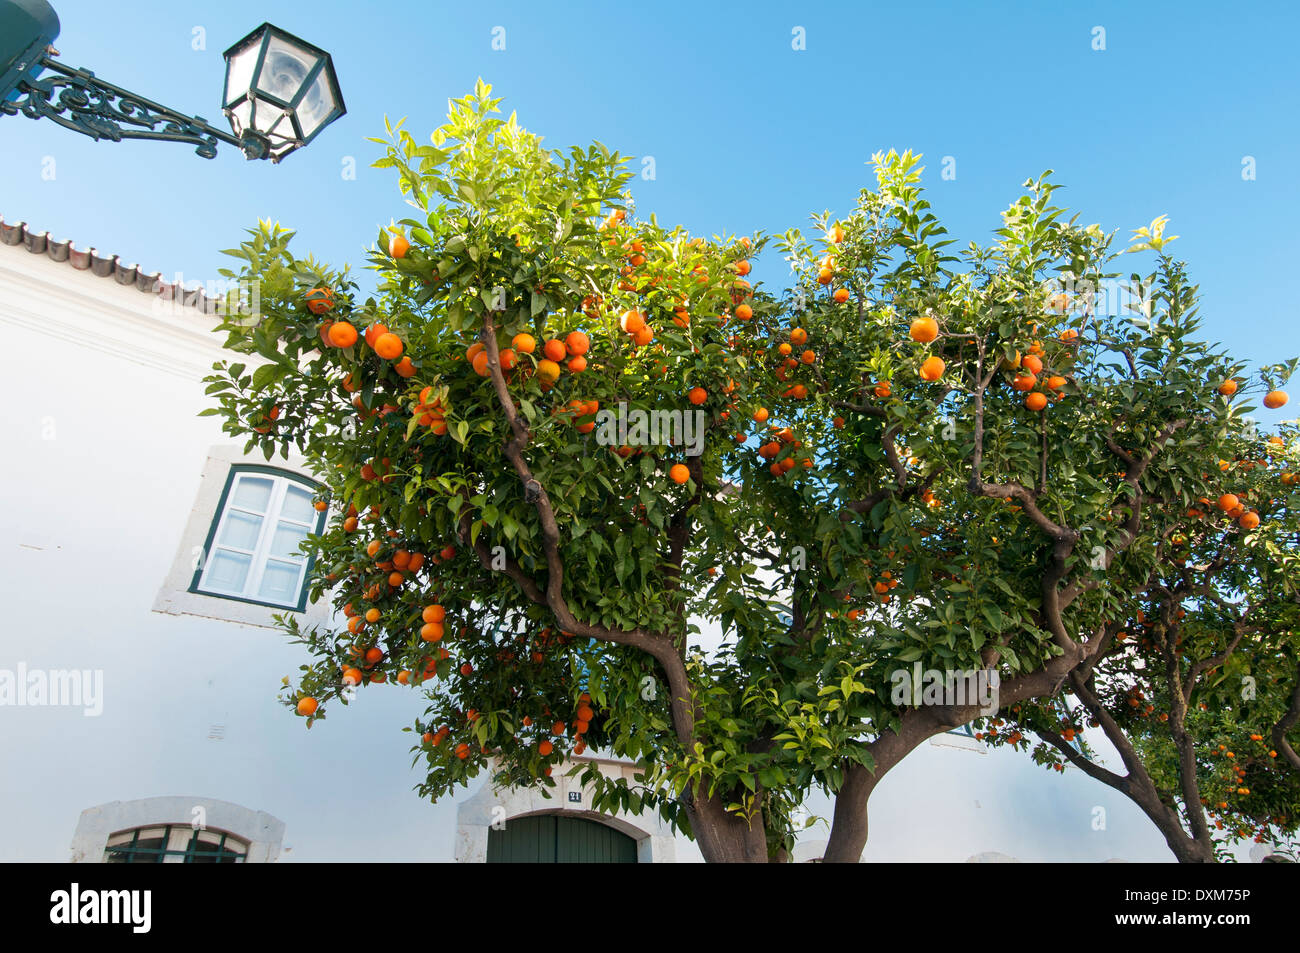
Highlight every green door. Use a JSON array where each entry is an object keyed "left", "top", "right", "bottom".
[{"left": 486, "top": 814, "right": 638, "bottom": 863}]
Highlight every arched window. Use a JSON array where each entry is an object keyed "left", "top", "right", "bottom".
[
  {"left": 189, "top": 465, "right": 326, "bottom": 610},
  {"left": 104, "top": 826, "right": 249, "bottom": 863}
]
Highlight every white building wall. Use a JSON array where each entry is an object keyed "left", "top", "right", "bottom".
[{"left": 0, "top": 238, "right": 1190, "bottom": 862}]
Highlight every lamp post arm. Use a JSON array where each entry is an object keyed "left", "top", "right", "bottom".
[{"left": 0, "top": 55, "right": 266, "bottom": 159}]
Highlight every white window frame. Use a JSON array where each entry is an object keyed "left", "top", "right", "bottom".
[{"left": 194, "top": 470, "right": 320, "bottom": 609}]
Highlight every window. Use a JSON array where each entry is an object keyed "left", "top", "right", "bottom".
[
  {"left": 104, "top": 826, "right": 249, "bottom": 863},
  {"left": 189, "top": 466, "right": 326, "bottom": 611}
]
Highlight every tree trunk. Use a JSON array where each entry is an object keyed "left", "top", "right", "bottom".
[
  {"left": 822, "top": 763, "right": 878, "bottom": 862},
  {"left": 687, "top": 789, "right": 769, "bottom": 863}
]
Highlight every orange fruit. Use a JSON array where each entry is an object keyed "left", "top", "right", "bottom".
[
  {"left": 568, "top": 355, "right": 588, "bottom": 373},
  {"left": 753, "top": 407, "right": 769, "bottom": 424},
  {"left": 389, "top": 234, "right": 410, "bottom": 259},
  {"left": 1264, "top": 390, "right": 1289, "bottom": 409},
  {"left": 1239, "top": 510, "right": 1260, "bottom": 530},
  {"left": 735, "top": 303, "right": 753, "bottom": 321},
  {"left": 543, "top": 339, "right": 567, "bottom": 362},
  {"left": 374, "top": 333, "right": 403, "bottom": 360},
  {"left": 328, "top": 321, "right": 358, "bottom": 348},
  {"left": 305, "top": 287, "right": 335, "bottom": 315},
  {"left": 909, "top": 316, "right": 939, "bottom": 343},
  {"left": 919, "top": 356, "right": 945, "bottom": 381},
  {"left": 817, "top": 267, "right": 833, "bottom": 285},
  {"left": 688, "top": 387, "right": 707, "bottom": 405},
  {"left": 472, "top": 351, "right": 490, "bottom": 376},
  {"left": 394, "top": 356, "right": 416, "bottom": 378},
  {"left": 422, "top": 605, "right": 446, "bottom": 623},
  {"left": 512, "top": 332, "right": 536, "bottom": 354},
  {"left": 1025, "top": 392, "right": 1048, "bottom": 411},
  {"left": 829, "top": 224, "right": 845, "bottom": 243},
  {"left": 632, "top": 326, "right": 654, "bottom": 346},
  {"left": 296, "top": 696, "right": 318, "bottom": 716},
  {"left": 620, "top": 310, "right": 647, "bottom": 334},
  {"left": 565, "top": 331, "right": 590, "bottom": 356},
  {"left": 1047, "top": 375, "right": 1067, "bottom": 390},
  {"left": 1022, "top": 354, "right": 1043, "bottom": 375},
  {"left": 539, "top": 740, "right": 554, "bottom": 756},
  {"left": 466, "top": 341, "right": 486, "bottom": 363},
  {"left": 669, "top": 464, "right": 690, "bottom": 484},
  {"left": 790, "top": 328, "right": 808, "bottom": 345},
  {"left": 1012, "top": 373, "right": 1037, "bottom": 392},
  {"left": 801, "top": 349, "right": 816, "bottom": 365},
  {"left": 833, "top": 288, "right": 850, "bottom": 303},
  {"left": 735, "top": 259, "right": 752, "bottom": 276},
  {"left": 499, "top": 348, "right": 518, "bottom": 371},
  {"left": 1218, "top": 379, "right": 1238, "bottom": 396},
  {"left": 537, "top": 359, "right": 561, "bottom": 384},
  {"left": 1217, "top": 493, "right": 1240, "bottom": 513}
]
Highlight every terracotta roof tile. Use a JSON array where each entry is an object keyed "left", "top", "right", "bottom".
[{"left": 0, "top": 215, "right": 218, "bottom": 314}]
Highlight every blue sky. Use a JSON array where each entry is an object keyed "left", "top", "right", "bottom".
[{"left": 3, "top": 0, "right": 1297, "bottom": 416}]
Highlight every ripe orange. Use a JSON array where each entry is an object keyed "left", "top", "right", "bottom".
[
  {"left": 874, "top": 381, "right": 891, "bottom": 399},
  {"left": 735, "top": 303, "right": 753, "bottom": 321},
  {"left": 568, "top": 355, "right": 587, "bottom": 373},
  {"left": 1047, "top": 375, "right": 1067, "bottom": 390},
  {"left": 753, "top": 407, "right": 769, "bottom": 424},
  {"left": 512, "top": 332, "right": 536, "bottom": 354},
  {"left": 374, "top": 333, "right": 403, "bottom": 360},
  {"left": 1025, "top": 392, "right": 1048, "bottom": 411},
  {"left": 801, "top": 349, "right": 816, "bottom": 365},
  {"left": 919, "top": 356, "right": 945, "bottom": 381},
  {"left": 817, "top": 267, "right": 833, "bottom": 285},
  {"left": 543, "top": 339, "right": 567, "bottom": 362},
  {"left": 296, "top": 696, "right": 318, "bottom": 716},
  {"left": 829, "top": 224, "right": 845, "bottom": 243},
  {"left": 1264, "top": 390, "right": 1289, "bottom": 409},
  {"left": 456, "top": 743, "right": 470, "bottom": 760},
  {"left": 1217, "top": 493, "right": 1240, "bottom": 513},
  {"left": 365, "top": 607, "right": 380, "bottom": 623},
  {"left": 790, "top": 328, "right": 808, "bottom": 345},
  {"left": 735, "top": 259, "right": 752, "bottom": 276},
  {"left": 1022, "top": 354, "right": 1043, "bottom": 376},
  {"left": 537, "top": 359, "right": 561, "bottom": 384},
  {"left": 688, "top": 387, "right": 707, "bottom": 405},
  {"left": 1239, "top": 510, "right": 1260, "bottom": 530},
  {"left": 669, "top": 463, "right": 690, "bottom": 484},
  {"left": 1012, "top": 373, "right": 1037, "bottom": 392},
  {"left": 389, "top": 234, "right": 410, "bottom": 259},
  {"left": 565, "top": 331, "right": 590, "bottom": 356},
  {"left": 305, "top": 287, "right": 335, "bottom": 315},
  {"left": 539, "top": 740, "right": 554, "bottom": 756},
  {"left": 499, "top": 347, "right": 518, "bottom": 371},
  {"left": 472, "top": 351, "right": 490, "bottom": 376},
  {"left": 394, "top": 356, "right": 416, "bottom": 378},
  {"left": 1218, "top": 379, "right": 1238, "bottom": 396},
  {"left": 833, "top": 287, "right": 850, "bottom": 303},
  {"left": 909, "top": 316, "right": 939, "bottom": 343},
  {"left": 328, "top": 321, "right": 358, "bottom": 348},
  {"left": 364, "top": 646, "right": 383, "bottom": 665},
  {"left": 620, "top": 310, "right": 647, "bottom": 334},
  {"left": 422, "top": 604, "right": 445, "bottom": 623}
]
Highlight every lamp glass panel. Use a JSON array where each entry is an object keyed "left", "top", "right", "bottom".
[
  {"left": 222, "top": 40, "right": 262, "bottom": 108},
  {"left": 295, "top": 69, "right": 338, "bottom": 138},
  {"left": 254, "top": 34, "right": 321, "bottom": 104}
]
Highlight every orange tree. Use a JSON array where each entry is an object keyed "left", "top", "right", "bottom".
[
  {"left": 975, "top": 371, "right": 1300, "bottom": 862},
  {"left": 203, "top": 82, "right": 1298, "bottom": 862}
]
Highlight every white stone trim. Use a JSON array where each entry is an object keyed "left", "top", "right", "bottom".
[
  {"left": 70, "top": 796, "right": 285, "bottom": 863},
  {"left": 152, "top": 444, "right": 334, "bottom": 629},
  {"left": 455, "top": 758, "right": 677, "bottom": 863}
]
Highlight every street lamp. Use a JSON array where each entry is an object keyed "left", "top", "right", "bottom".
[{"left": 0, "top": 0, "right": 345, "bottom": 161}]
